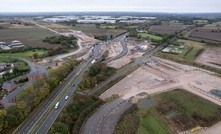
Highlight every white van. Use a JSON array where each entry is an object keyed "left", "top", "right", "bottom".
[{"left": 55, "top": 102, "right": 60, "bottom": 109}]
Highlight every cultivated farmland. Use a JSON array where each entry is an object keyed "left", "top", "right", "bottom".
[
  {"left": 0, "top": 28, "right": 59, "bottom": 48},
  {"left": 189, "top": 32, "right": 221, "bottom": 42},
  {"left": 149, "top": 25, "right": 188, "bottom": 34},
  {"left": 72, "top": 24, "right": 127, "bottom": 37}
]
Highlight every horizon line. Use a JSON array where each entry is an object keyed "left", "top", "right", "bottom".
[{"left": 0, "top": 11, "right": 221, "bottom": 14}]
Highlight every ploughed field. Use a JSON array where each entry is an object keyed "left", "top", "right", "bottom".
[
  {"left": 189, "top": 32, "right": 221, "bottom": 42},
  {"left": 149, "top": 25, "right": 188, "bottom": 34}
]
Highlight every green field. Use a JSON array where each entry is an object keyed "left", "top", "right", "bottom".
[
  {"left": 158, "top": 39, "right": 205, "bottom": 61},
  {"left": 72, "top": 23, "right": 127, "bottom": 37},
  {"left": 138, "top": 33, "right": 163, "bottom": 41},
  {"left": 0, "top": 23, "right": 11, "bottom": 29},
  {"left": 114, "top": 89, "right": 221, "bottom": 133},
  {"left": 137, "top": 108, "right": 172, "bottom": 134},
  {"left": 0, "top": 28, "right": 54, "bottom": 41},
  {"left": 178, "top": 39, "right": 205, "bottom": 48},
  {"left": 0, "top": 58, "right": 17, "bottom": 63},
  {"left": 204, "top": 21, "right": 221, "bottom": 27},
  {"left": 155, "top": 90, "right": 221, "bottom": 118},
  {"left": 178, "top": 39, "right": 205, "bottom": 60},
  {"left": 0, "top": 49, "right": 47, "bottom": 59},
  {"left": 72, "top": 24, "right": 97, "bottom": 30},
  {"left": 193, "top": 20, "right": 208, "bottom": 24},
  {"left": 185, "top": 48, "right": 199, "bottom": 60},
  {"left": 124, "top": 25, "right": 139, "bottom": 29},
  {"left": 100, "top": 25, "right": 117, "bottom": 29}
]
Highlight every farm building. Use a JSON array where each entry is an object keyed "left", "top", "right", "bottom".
[
  {"left": 162, "top": 46, "right": 172, "bottom": 52},
  {"left": 0, "top": 42, "right": 6, "bottom": 46},
  {"left": 10, "top": 40, "right": 24, "bottom": 48},
  {"left": 2, "top": 82, "right": 17, "bottom": 92},
  {"left": 0, "top": 46, "right": 11, "bottom": 50}
]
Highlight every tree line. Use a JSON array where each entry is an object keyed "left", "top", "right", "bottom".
[
  {"left": 77, "top": 62, "right": 117, "bottom": 91},
  {"left": 48, "top": 94, "right": 104, "bottom": 134},
  {"left": 43, "top": 35, "right": 78, "bottom": 49},
  {"left": 0, "top": 60, "right": 81, "bottom": 133}
]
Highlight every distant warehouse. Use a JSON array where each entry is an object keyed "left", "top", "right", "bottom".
[
  {"left": 119, "top": 20, "right": 146, "bottom": 24},
  {"left": 77, "top": 19, "right": 116, "bottom": 24}
]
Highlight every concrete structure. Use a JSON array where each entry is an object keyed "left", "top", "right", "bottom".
[
  {"left": 43, "top": 18, "right": 67, "bottom": 23},
  {"left": 119, "top": 20, "right": 146, "bottom": 24},
  {"left": 43, "top": 16, "right": 79, "bottom": 23},
  {"left": 2, "top": 82, "right": 17, "bottom": 92}
]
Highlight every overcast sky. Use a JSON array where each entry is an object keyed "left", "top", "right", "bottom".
[{"left": 0, "top": 0, "right": 221, "bottom": 13}]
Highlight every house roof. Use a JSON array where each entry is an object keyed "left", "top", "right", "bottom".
[
  {"left": 0, "top": 62, "right": 7, "bottom": 67},
  {"left": 2, "top": 82, "right": 16, "bottom": 89},
  {"left": 12, "top": 40, "right": 21, "bottom": 43}
]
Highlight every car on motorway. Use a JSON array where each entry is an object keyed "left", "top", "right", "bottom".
[
  {"left": 72, "top": 83, "right": 75, "bottom": 87},
  {"left": 65, "top": 95, "right": 68, "bottom": 100},
  {"left": 55, "top": 102, "right": 60, "bottom": 109}
]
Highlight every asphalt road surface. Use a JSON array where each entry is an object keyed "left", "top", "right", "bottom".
[
  {"left": 13, "top": 43, "right": 102, "bottom": 134},
  {"left": 81, "top": 98, "right": 132, "bottom": 134},
  {"left": 105, "top": 34, "right": 128, "bottom": 62}
]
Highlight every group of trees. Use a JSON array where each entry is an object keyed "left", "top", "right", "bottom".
[
  {"left": 113, "top": 104, "right": 139, "bottom": 134},
  {"left": 47, "top": 46, "right": 69, "bottom": 56},
  {"left": 43, "top": 35, "right": 78, "bottom": 49},
  {"left": 94, "top": 35, "right": 113, "bottom": 41},
  {"left": 0, "top": 60, "right": 81, "bottom": 133},
  {"left": 0, "top": 46, "right": 41, "bottom": 54},
  {"left": 49, "top": 94, "right": 104, "bottom": 134},
  {"left": 78, "top": 62, "right": 117, "bottom": 91}
]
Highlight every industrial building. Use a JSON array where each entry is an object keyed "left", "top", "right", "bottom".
[{"left": 77, "top": 19, "right": 116, "bottom": 24}]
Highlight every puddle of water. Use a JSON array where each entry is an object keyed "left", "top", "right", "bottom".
[
  {"left": 165, "top": 111, "right": 177, "bottom": 119},
  {"left": 210, "top": 89, "right": 221, "bottom": 98}
]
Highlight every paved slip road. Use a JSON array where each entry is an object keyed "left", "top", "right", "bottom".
[
  {"left": 105, "top": 34, "right": 128, "bottom": 62},
  {"left": 81, "top": 98, "right": 133, "bottom": 134}
]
